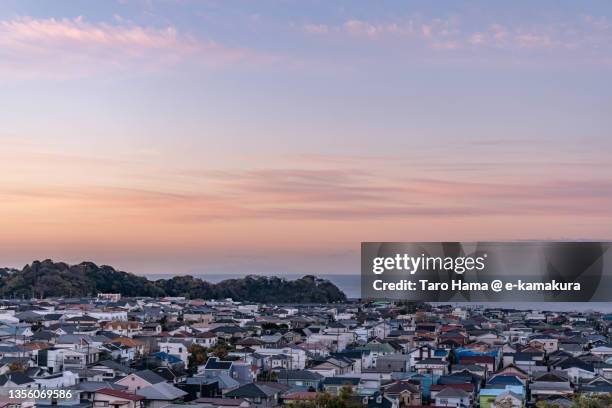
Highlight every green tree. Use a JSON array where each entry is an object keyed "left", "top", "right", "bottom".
[
  {"left": 535, "top": 401, "right": 556, "bottom": 408},
  {"left": 8, "top": 362, "right": 27, "bottom": 373},
  {"left": 159, "top": 315, "right": 168, "bottom": 331},
  {"left": 210, "top": 342, "right": 232, "bottom": 359},
  {"left": 338, "top": 385, "right": 352, "bottom": 403},
  {"left": 290, "top": 388, "right": 362, "bottom": 408},
  {"left": 570, "top": 394, "right": 612, "bottom": 408},
  {"left": 187, "top": 343, "right": 208, "bottom": 371}
]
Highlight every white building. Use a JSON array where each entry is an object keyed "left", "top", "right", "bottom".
[
  {"left": 36, "top": 371, "right": 79, "bottom": 389},
  {"left": 158, "top": 341, "right": 189, "bottom": 368},
  {"left": 305, "top": 333, "right": 354, "bottom": 352},
  {"left": 252, "top": 347, "right": 307, "bottom": 370}
]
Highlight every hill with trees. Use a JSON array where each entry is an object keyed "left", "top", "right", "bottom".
[{"left": 0, "top": 259, "right": 347, "bottom": 303}]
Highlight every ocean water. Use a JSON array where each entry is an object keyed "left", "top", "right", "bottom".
[{"left": 146, "top": 273, "right": 612, "bottom": 313}]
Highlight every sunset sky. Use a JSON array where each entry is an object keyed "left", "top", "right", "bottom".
[{"left": 1, "top": 1, "right": 611, "bottom": 276}]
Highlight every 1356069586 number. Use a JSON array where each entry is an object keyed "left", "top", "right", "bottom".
[{"left": 8, "top": 389, "right": 73, "bottom": 400}]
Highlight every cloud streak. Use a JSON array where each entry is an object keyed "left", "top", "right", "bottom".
[
  {"left": 0, "top": 16, "right": 274, "bottom": 79},
  {"left": 301, "top": 15, "right": 612, "bottom": 58},
  {"left": 3, "top": 166, "right": 611, "bottom": 225}
]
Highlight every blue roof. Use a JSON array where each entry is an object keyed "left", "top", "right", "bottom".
[
  {"left": 153, "top": 352, "right": 181, "bottom": 364},
  {"left": 480, "top": 385, "right": 523, "bottom": 397},
  {"left": 455, "top": 348, "right": 499, "bottom": 358}
]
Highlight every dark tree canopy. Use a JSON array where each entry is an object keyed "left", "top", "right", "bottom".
[{"left": 0, "top": 260, "right": 347, "bottom": 303}]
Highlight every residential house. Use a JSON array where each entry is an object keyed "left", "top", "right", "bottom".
[
  {"left": 94, "top": 388, "right": 145, "bottom": 408},
  {"left": 225, "top": 383, "right": 282, "bottom": 408},
  {"left": 414, "top": 358, "right": 448, "bottom": 376},
  {"left": 433, "top": 387, "right": 472, "bottom": 408},
  {"left": 136, "top": 381, "right": 188, "bottom": 408},
  {"left": 275, "top": 370, "right": 322, "bottom": 390},
  {"left": 115, "top": 370, "right": 166, "bottom": 392}
]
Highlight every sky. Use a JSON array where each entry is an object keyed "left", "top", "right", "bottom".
[{"left": 1, "top": 1, "right": 611, "bottom": 276}]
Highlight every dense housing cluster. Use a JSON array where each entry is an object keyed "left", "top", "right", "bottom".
[{"left": 0, "top": 296, "right": 610, "bottom": 408}]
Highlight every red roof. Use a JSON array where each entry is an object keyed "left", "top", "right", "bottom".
[
  {"left": 439, "top": 325, "right": 464, "bottom": 332},
  {"left": 97, "top": 388, "right": 145, "bottom": 401}
]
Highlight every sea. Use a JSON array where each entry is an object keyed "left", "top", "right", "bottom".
[{"left": 146, "top": 273, "right": 612, "bottom": 313}]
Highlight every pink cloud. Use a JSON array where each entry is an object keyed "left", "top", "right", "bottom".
[
  {"left": 0, "top": 16, "right": 275, "bottom": 79},
  {"left": 5, "top": 163, "right": 611, "bottom": 224},
  {"left": 169, "top": 167, "right": 612, "bottom": 221}
]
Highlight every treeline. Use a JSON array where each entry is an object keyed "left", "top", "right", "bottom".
[{"left": 0, "top": 260, "right": 347, "bottom": 303}]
